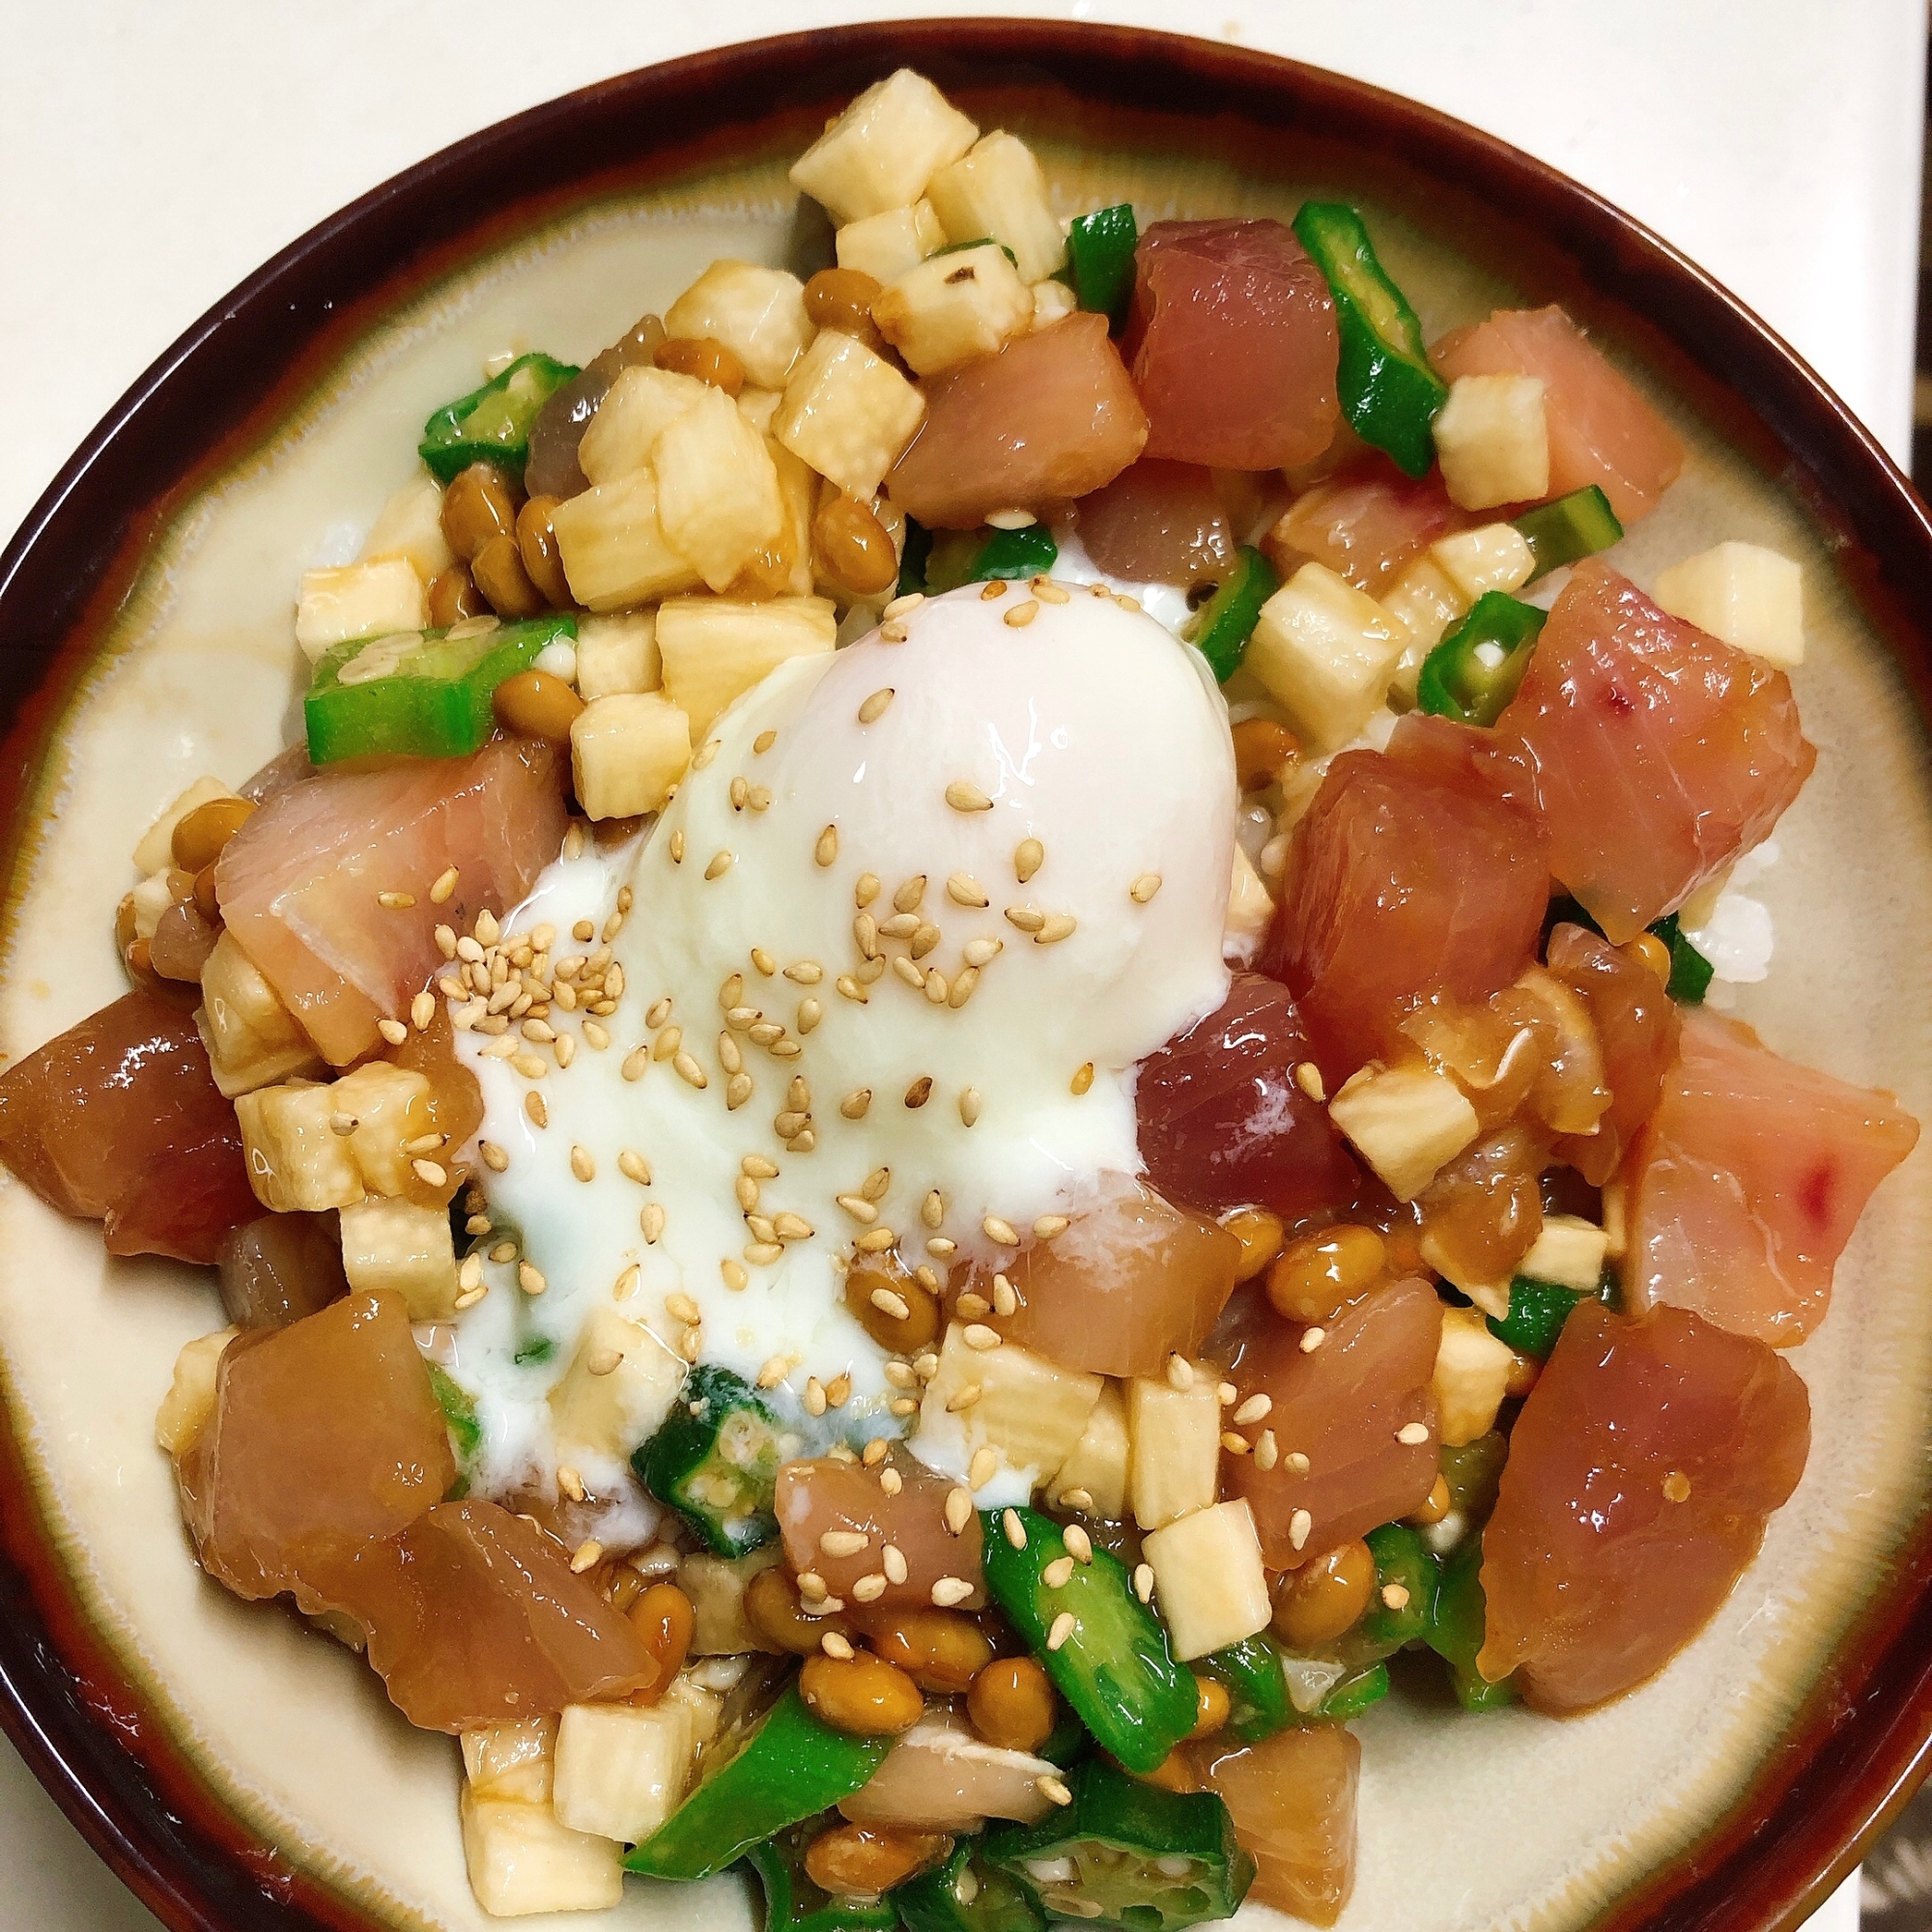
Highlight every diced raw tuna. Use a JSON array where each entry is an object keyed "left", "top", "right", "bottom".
[
  {"left": 1193, "top": 1725, "right": 1359, "bottom": 1927},
  {"left": 0, "top": 989, "right": 259, "bottom": 1264},
  {"left": 1265, "top": 715, "right": 1549, "bottom": 1086},
  {"left": 1626, "top": 1009, "right": 1918, "bottom": 1346},
  {"left": 1432, "top": 305, "right": 1685, "bottom": 524},
  {"left": 962, "top": 1173, "right": 1242, "bottom": 1378},
  {"left": 327, "top": 1499, "right": 658, "bottom": 1731},
  {"left": 178, "top": 1291, "right": 453, "bottom": 1602},
  {"left": 1137, "top": 974, "right": 1362, "bottom": 1225},
  {"left": 1221, "top": 1277, "right": 1442, "bottom": 1568},
  {"left": 215, "top": 737, "right": 566, "bottom": 1065},
  {"left": 1478, "top": 1301, "right": 1809, "bottom": 1712},
  {"left": 1544, "top": 923, "right": 1681, "bottom": 1184},
  {"left": 887, "top": 314, "right": 1149, "bottom": 528},
  {"left": 1263, "top": 464, "right": 1467, "bottom": 597},
  {"left": 775, "top": 1453, "right": 984, "bottom": 1609},
  {"left": 1497, "top": 563, "right": 1813, "bottom": 943},
  {"left": 1075, "top": 459, "right": 1236, "bottom": 586},
  {"left": 1125, "top": 219, "right": 1341, "bottom": 470}
]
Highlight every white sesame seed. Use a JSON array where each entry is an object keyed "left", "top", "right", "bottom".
[
  {"left": 1255, "top": 1431, "right": 1279, "bottom": 1471},
  {"left": 518, "top": 1262, "right": 546, "bottom": 1295},
  {"left": 1294, "top": 1061, "right": 1326, "bottom": 1103},
  {"left": 569, "top": 1145, "right": 596, "bottom": 1182},
  {"left": 1034, "top": 1214, "right": 1069, "bottom": 1240},
  {"left": 819, "top": 1529, "right": 869, "bottom": 1558},
  {"left": 673, "top": 1051, "right": 707, "bottom": 1089},
  {"left": 946, "top": 780, "right": 993, "bottom": 812},
  {"left": 1133, "top": 1563, "right": 1154, "bottom": 1604},
  {"left": 1042, "top": 1555, "right": 1075, "bottom": 1588},
  {"left": 814, "top": 825, "right": 838, "bottom": 867},
  {"left": 1397, "top": 1421, "right": 1432, "bottom": 1445},
  {"left": 1064, "top": 1524, "right": 1094, "bottom": 1564},
  {"left": 1235, "top": 1395, "right": 1272, "bottom": 1425},
  {"left": 947, "top": 872, "right": 989, "bottom": 908},
  {"left": 964, "top": 1324, "right": 1003, "bottom": 1351},
  {"left": 1129, "top": 872, "right": 1162, "bottom": 905},
  {"left": 1015, "top": 838, "right": 1044, "bottom": 883},
  {"left": 1046, "top": 1611, "right": 1076, "bottom": 1652},
  {"left": 960, "top": 1088, "right": 982, "bottom": 1126},
  {"left": 377, "top": 1017, "right": 409, "bottom": 1046},
  {"left": 641, "top": 1204, "right": 666, "bottom": 1243},
  {"left": 1004, "top": 600, "right": 1038, "bottom": 629},
  {"left": 982, "top": 1214, "right": 1019, "bottom": 1246},
  {"left": 1002, "top": 1509, "right": 1027, "bottom": 1549},
  {"left": 931, "top": 1577, "right": 976, "bottom": 1607},
  {"left": 721, "top": 1260, "right": 749, "bottom": 1291},
  {"left": 962, "top": 936, "right": 1003, "bottom": 968},
  {"left": 944, "top": 1488, "right": 973, "bottom": 1535},
  {"left": 858, "top": 687, "right": 895, "bottom": 724},
  {"left": 1037, "top": 1775, "right": 1073, "bottom": 1807},
  {"left": 1300, "top": 1327, "right": 1327, "bottom": 1353},
  {"left": 1290, "top": 1508, "right": 1313, "bottom": 1551}
]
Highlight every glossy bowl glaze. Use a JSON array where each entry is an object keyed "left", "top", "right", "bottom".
[{"left": 0, "top": 21, "right": 1929, "bottom": 1932}]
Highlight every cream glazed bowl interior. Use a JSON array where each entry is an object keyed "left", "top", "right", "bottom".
[{"left": 0, "top": 22, "right": 1930, "bottom": 1932}]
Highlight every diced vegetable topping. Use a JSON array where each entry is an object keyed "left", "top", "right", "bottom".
[
  {"left": 1486, "top": 1277, "right": 1592, "bottom": 1359},
  {"left": 897, "top": 1840, "right": 1048, "bottom": 1932},
  {"left": 1645, "top": 912, "right": 1715, "bottom": 1005},
  {"left": 921, "top": 523, "right": 1060, "bottom": 592},
  {"left": 1292, "top": 203, "right": 1447, "bottom": 477},
  {"left": 304, "top": 614, "right": 575, "bottom": 764},
  {"left": 1189, "top": 548, "right": 1279, "bottom": 683},
  {"left": 986, "top": 1758, "right": 1255, "bottom": 1932},
  {"left": 745, "top": 1820, "right": 901, "bottom": 1932},
  {"left": 1197, "top": 1635, "right": 1292, "bottom": 1745},
  {"left": 627, "top": 1683, "right": 892, "bottom": 1880},
  {"left": 1415, "top": 592, "right": 1547, "bottom": 727},
  {"left": 979, "top": 1507, "right": 1196, "bottom": 1775},
  {"left": 1067, "top": 204, "right": 1141, "bottom": 329},
  {"left": 419, "top": 352, "right": 581, "bottom": 484},
  {"left": 1355, "top": 1524, "right": 1438, "bottom": 1655},
  {"left": 1513, "top": 484, "right": 1624, "bottom": 580},
  {"left": 1424, "top": 1540, "right": 1516, "bottom": 1712},
  {"left": 636, "top": 1363, "right": 788, "bottom": 1555}
]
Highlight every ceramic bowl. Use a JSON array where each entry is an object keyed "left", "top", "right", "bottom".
[{"left": 0, "top": 21, "right": 1929, "bottom": 1932}]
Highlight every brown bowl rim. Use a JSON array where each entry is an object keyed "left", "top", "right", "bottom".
[{"left": 0, "top": 18, "right": 1929, "bottom": 1932}]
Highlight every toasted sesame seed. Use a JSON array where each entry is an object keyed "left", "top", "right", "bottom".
[
  {"left": 883, "top": 591, "right": 924, "bottom": 620},
  {"left": 774, "top": 1211, "right": 813, "bottom": 1241},
  {"left": 878, "top": 619, "right": 910, "bottom": 644},
  {"left": 753, "top": 727, "right": 778, "bottom": 753},
  {"left": 797, "top": 997, "right": 822, "bottom": 1035},
  {"left": 837, "top": 1194, "right": 879, "bottom": 1225},
  {"left": 1128, "top": 871, "right": 1163, "bottom": 906},
  {"left": 1046, "top": 1611, "right": 1076, "bottom": 1651},
  {"left": 729, "top": 775, "right": 750, "bottom": 810},
  {"left": 964, "top": 1324, "right": 1002, "bottom": 1351},
  {"left": 756, "top": 1354, "right": 789, "bottom": 1388},
  {"left": 803, "top": 1378, "right": 828, "bottom": 1417},
  {"left": 1014, "top": 838, "right": 1044, "bottom": 884},
  {"left": 892, "top": 955, "right": 924, "bottom": 990},
  {"left": 1133, "top": 1563, "right": 1154, "bottom": 1604},
  {"left": 704, "top": 850, "right": 733, "bottom": 881},
  {"left": 927, "top": 1236, "right": 957, "bottom": 1260},
  {"left": 693, "top": 738, "right": 721, "bottom": 769},
  {"left": 1042, "top": 1555, "right": 1076, "bottom": 1589},
  {"left": 641, "top": 1203, "right": 666, "bottom": 1243},
  {"left": 968, "top": 1446, "right": 999, "bottom": 1490},
  {"left": 785, "top": 960, "right": 824, "bottom": 985},
  {"left": 1663, "top": 1470, "right": 1692, "bottom": 1502},
  {"left": 980, "top": 579, "right": 1009, "bottom": 600},
  {"left": 1034, "top": 578, "right": 1071, "bottom": 606},
  {"left": 1004, "top": 599, "right": 1038, "bottom": 628},
  {"left": 377, "top": 1017, "right": 409, "bottom": 1046},
  {"left": 524, "top": 1093, "right": 548, "bottom": 1129},
  {"left": 1381, "top": 1582, "right": 1411, "bottom": 1610},
  {"left": 859, "top": 687, "right": 895, "bottom": 724},
  {"left": 839, "top": 1088, "right": 872, "bottom": 1120},
  {"left": 1005, "top": 905, "right": 1045, "bottom": 933},
  {"left": 910, "top": 923, "right": 940, "bottom": 959},
  {"left": 557, "top": 1466, "right": 586, "bottom": 1503},
  {"left": 1234, "top": 1394, "right": 1273, "bottom": 1425},
  {"left": 1037, "top": 912, "right": 1076, "bottom": 944},
  {"left": 1070, "top": 1062, "right": 1095, "bottom": 1096},
  {"left": 1002, "top": 1509, "right": 1027, "bottom": 1549},
  {"left": 480, "top": 1141, "right": 509, "bottom": 1173},
  {"left": 849, "top": 1571, "right": 887, "bottom": 1602},
  {"left": 982, "top": 1214, "right": 1019, "bottom": 1246},
  {"left": 962, "top": 936, "right": 1003, "bottom": 969},
  {"left": 1397, "top": 1421, "right": 1432, "bottom": 1445},
  {"left": 820, "top": 1631, "right": 855, "bottom": 1661},
  {"left": 1058, "top": 1487, "right": 1094, "bottom": 1514},
  {"left": 1290, "top": 1508, "right": 1314, "bottom": 1551},
  {"left": 1254, "top": 1431, "right": 1279, "bottom": 1471},
  {"left": 931, "top": 1577, "right": 976, "bottom": 1607},
  {"left": 856, "top": 872, "right": 881, "bottom": 908},
  {"left": 814, "top": 824, "right": 838, "bottom": 867},
  {"left": 1062, "top": 1524, "right": 1094, "bottom": 1565},
  {"left": 564, "top": 1145, "right": 596, "bottom": 1184},
  {"left": 750, "top": 947, "right": 776, "bottom": 977},
  {"left": 719, "top": 1032, "right": 744, "bottom": 1076},
  {"left": 960, "top": 1088, "right": 982, "bottom": 1126},
  {"left": 1166, "top": 1354, "right": 1196, "bottom": 1391},
  {"left": 870, "top": 1287, "right": 912, "bottom": 1322},
  {"left": 1299, "top": 1327, "right": 1328, "bottom": 1354},
  {"left": 904, "top": 1076, "right": 933, "bottom": 1109},
  {"left": 615, "top": 1150, "right": 651, "bottom": 1186},
  {"left": 1223, "top": 1431, "right": 1251, "bottom": 1455},
  {"left": 957, "top": 1293, "right": 990, "bottom": 1320},
  {"left": 947, "top": 1383, "right": 982, "bottom": 1414},
  {"left": 1294, "top": 1061, "right": 1326, "bottom": 1103},
  {"left": 946, "top": 780, "right": 993, "bottom": 813},
  {"left": 819, "top": 1528, "right": 869, "bottom": 1558},
  {"left": 721, "top": 1259, "right": 749, "bottom": 1292},
  {"left": 854, "top": 1227, "right": 896, "bottom": 1253},
  {"left": 1034, "top": 1214, "right": 1069, "bottom": 1240},
  {"left": 673, "top": 1051, "right": 707, "bottom": 1089},
  {"left": 518, "top": 1262, "right": 546, "bottom": 1295},
  {"left": 377, "top": 891, "right": 415, "bottom": 911},
  {"left": 435, "top": 924, "right": 459, "bottom": 958},
  {"left": 992, "top": 1274, "right": 1018, "bottom": 1317},
  {"left": 876, "top": 1461, "right": 899, "bottom": 1491}
]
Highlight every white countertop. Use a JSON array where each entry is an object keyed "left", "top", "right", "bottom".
[{"left": 0, "top": 3, "right": 1918, "bottom": 1927}]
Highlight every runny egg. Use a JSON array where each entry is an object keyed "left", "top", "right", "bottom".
[{"left": 449, "top": 582, "right": 1236, "bottom": 1515}]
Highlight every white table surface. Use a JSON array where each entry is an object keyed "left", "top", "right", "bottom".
[{"left": 0, "top": 3, "right": 1918, "bottom": 1927}]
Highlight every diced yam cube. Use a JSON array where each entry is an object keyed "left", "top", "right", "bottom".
[
  {"left": 1327, "top": 1061, "right": 1480, "bottom": 1202},
  {"left": 789, "top": 70, "right": 980, "bottom": 225},
  {"left": 156, "top": 1326, "right": 237, "bottom": 1457},
  {"left": 837, "top": 200, "right": 946, "bottom": 285},
  {"left": 926, "top": 130, "right": 1066, "bottom": 283},
  {"left": 1433, "top": 373, "right": 1550, "bottom": 511},
  {"left": 735, "top": 437, "right": 819, "bottom": 600},
  {"left": 919, "top": 1322, "right": 1104, "bottom": 1490},
  {"left": 569, "top": 693, "right": 693, "bottom": 820},
  {"left": 134, "top": 776, "right": 240, "bottom": 875},
  {"left": 1126, "top": 1365, "right": 1223, "bottom": 1530},
  {"left": 651, "top": 386, "right": 785, "bottom": 592},
  {"left": 1430, "top": 524, "right": 1535, "bottom": 603},
  {"left": 1225, "top": 846, "right": 1274, "bottom": 958},
  {"left": 775, "top": 331, "right": 926, "bottom": 500},
  {"left": 657, "top": 596, "right": 838, "bottom": 738},
  {"left": 1653, "top": 542, "right": 1804, "bottom": 666},
  {"left": 1432, "top": 1306, "right": 1517, "bottom": 1447},
  {"left": 553, "top": 1698, "right": 697, "bottom": 1844},
  {"left": 361, "top": 471, "right": 455, "bottom": 584},
  {"left": 665, "top": 261, "right": 815, "bottom": 390},
  {"left": 294, "top": 558, "right": 429, "bottom": 665},
  {"left": 1032, "top": 279, "right": 1078, "bottom": 330},
  {"left": 129, "top": 868, "right": 178, "bottom": 942},
  {"left": 459, "top": 1787, "right": 624, "bottom": 1917},
  {"left": 872, "top": 243, "right": 1035, "bottom": 376},
  {"left": 578, "top": 366, "right": 710, "bottom": 485},
  {"left": 197, "top": 931, "right": 324, "bottom": 1098},
  {"left": 1519, "top": 1212, "right": 1609, "bottom": 1293},
  {"left": 552, "top": 470, "right": 702, "bottom": 612},
  {"left": 680, "top": 1545, "right": 783, "bottom": 1655},
  {"left": 1246, "top": 562, "right": 1407, "bottom": 752},
  {"left": 573, "top": 611, "right": 660, "bottom": 700},
  {"left": 234, "top": 1079, "right": 363, "bottom": 1211},
  {"left": 1049, "top": 1381, "right": 1129, "bottom": 1520},
  {"left": 665, "top": 1674, "right": 725, "bottom": 1751},
  {"left": 737, "top": 388, "right": 781, "bottom": 437},
  {"left": 464, "top": 1718, "right": 556, "bottom": 1803},
  {"left": 339, "top": 1195, "right": 460, "bottom": 1320},
  {"left": 1381, "top": 558, "right": 1464, "bottom": 658},
  {"left": 1142, "top": 1501, "right": 1271, "bottom": 1660},
  {"left": 549, "top": 1305, "right": 685, "bottom": 1464},
  {"left": 329, "top": 1060, "right": 436, "bottom": 1197}
]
